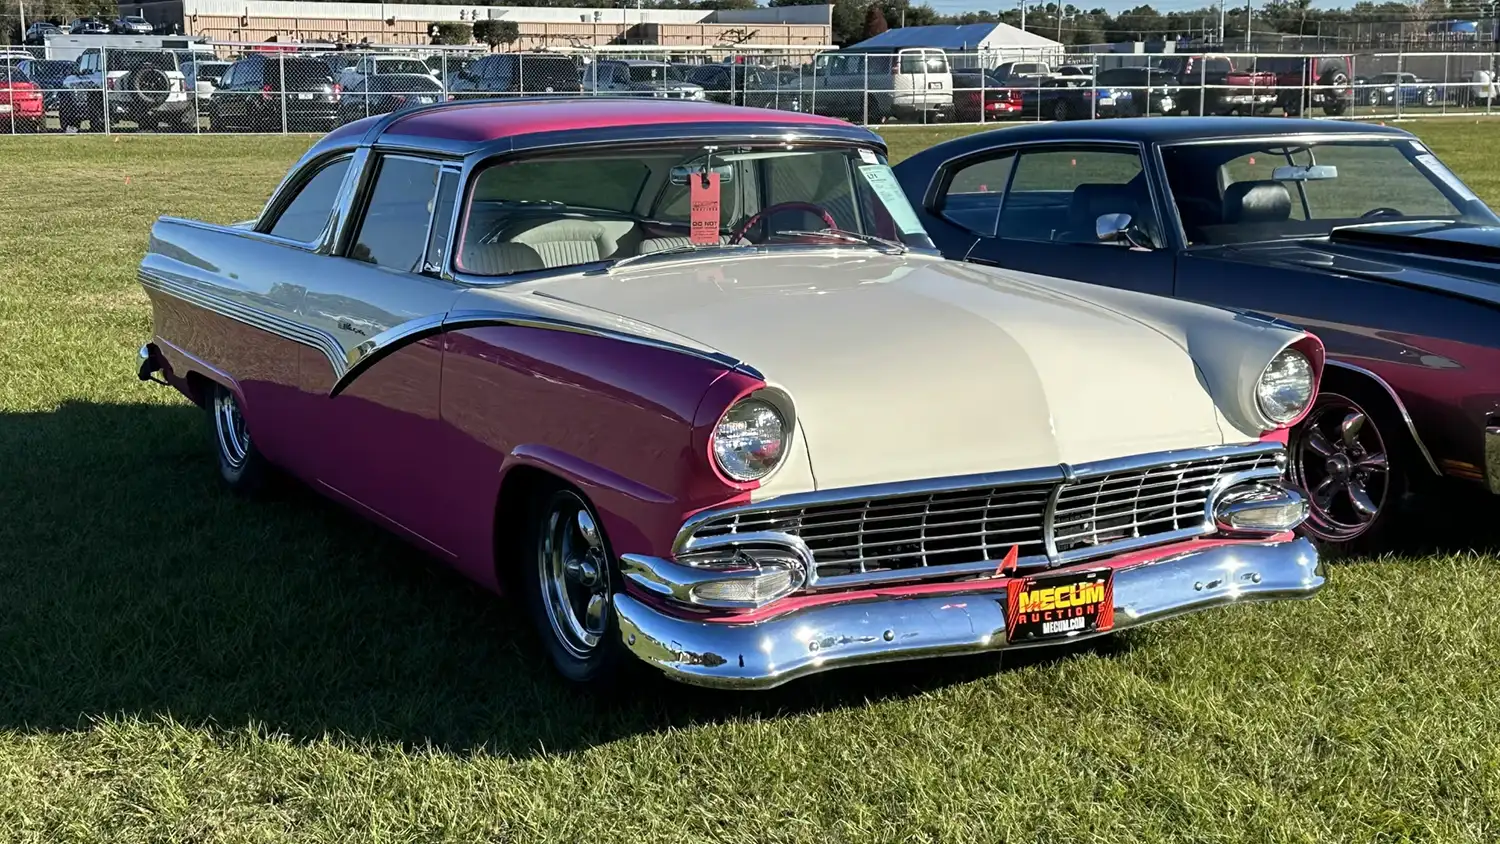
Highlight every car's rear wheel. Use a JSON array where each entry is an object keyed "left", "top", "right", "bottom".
[
  {"left": 521, "top": 484, "right": 631, "bottom": 686},
  {"left": 210, "top": 383, "right": 270, "bottom": 492},
  {"left": 1367, "top": 89, "right": 1381, "bottom": 106},
  {"left": 1289, "top": 390, "right": 1408, "bottom": 554},
  {"left": 1422, "top": 87, "right": 1436, "bottom": 107},
  {"left": 1053, "top": 98, "right": 1071, "bottom": 121}
]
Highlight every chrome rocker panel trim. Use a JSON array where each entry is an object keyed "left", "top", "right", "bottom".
[{"left": 615, "top": 536, "right": 1324, "bottom": 690}]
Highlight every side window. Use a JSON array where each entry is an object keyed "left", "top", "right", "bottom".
[
  {"left": 940, "top": 152, "right": 1015, "bottom": 237},
  {"left": 349, "top": 156, "right": 442, "bottom": 272},
  {"left": 219, "top": 64, "right": 236, "bottom": 87},
  {"left": 998, "top": 148, "right": 1156, "bottom": 246},
  {"left": 267, "top": 157, "right": 352, "bottom": 243},
  {"left": 422, "top": 170, "right": 460, "bottom": 274}
]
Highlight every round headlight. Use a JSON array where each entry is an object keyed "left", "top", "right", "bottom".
[
  {"left": 712, "top": 399, "right": 787, "bottom": 482},
  {"left": 1257, "top": 349, "right": 1314, "bottom": 424}
]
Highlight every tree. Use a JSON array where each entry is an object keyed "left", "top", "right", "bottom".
[
  {"left": 430, "top": 22, "right": 473, "bottom": 45},
  {"left": 862, "top": 3, "right": 889, "bottom": 40},
  {"left": 830, "top": 0, "right": 867, "bottom": 45},
  {"left": 473, "top": 19, "right": 520, "bottom": 51}
]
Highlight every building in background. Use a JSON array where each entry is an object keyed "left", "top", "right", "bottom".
[
  {"left": 115, "top": 0, "right": 833, "bottom": 49},
  {"left": 845, "top": 22, "right": 1063, "bottom": 67}
]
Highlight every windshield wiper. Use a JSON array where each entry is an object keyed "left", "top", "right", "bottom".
[
  {"left": 775, "top": 229, "right": 909, "bottom": 254},
  {"left": 605, "top": 243, "right": 754, "bottom": 273}
]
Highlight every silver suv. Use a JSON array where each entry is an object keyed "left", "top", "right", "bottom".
[{"left": 61, "top": 48, "right": 193, "bottom": 131}]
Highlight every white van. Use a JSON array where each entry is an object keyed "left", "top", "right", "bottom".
[{"left": 810, "top": 47, "right": 952, "bottom": 123}]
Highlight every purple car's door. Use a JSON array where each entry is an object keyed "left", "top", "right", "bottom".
[{"left": 296, "top": 155, "right": 465, "bottom": 558}]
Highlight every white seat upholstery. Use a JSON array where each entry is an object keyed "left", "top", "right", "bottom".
[
  {"left": 505, "top": 218, "right": 644, "bottom": 268},
  {"left": 460, "top": 242, "right": 545, "bottom": 276}
]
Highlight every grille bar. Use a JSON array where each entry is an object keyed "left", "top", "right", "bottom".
[{"left": 679, "top": 444, "right": 1284, "bottom": 588}]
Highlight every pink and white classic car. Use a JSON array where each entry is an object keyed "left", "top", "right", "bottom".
[{"left": 137, "top": 99, "right": 1327, "bottom": 689}]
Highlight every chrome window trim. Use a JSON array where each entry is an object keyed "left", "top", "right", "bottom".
[
  {"left": 674, "top": 441, "right": 1286, "bottom": 588},
  {"left": 342, "top": 151, "right": 448, "bottom": 272},
  {"left": 1323, "top": 359, "right": 1441, "bottom": 476},
  {"left": 1154, "top": 132, "right": 1412, "bottom": 150},
  {"left": 256, "top": 149, "right": 360, "bottom": 247}
]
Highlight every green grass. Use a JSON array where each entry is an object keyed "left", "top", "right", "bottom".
[{"left": 2, "top": 122, "right": 1500, "bottom": 842}]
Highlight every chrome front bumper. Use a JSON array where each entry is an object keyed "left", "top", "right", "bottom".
[{"left": 615, "top": 536, "right": 1323, "bottom": 690}]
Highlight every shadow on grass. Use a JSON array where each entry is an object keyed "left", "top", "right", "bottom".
[{"left": 0, "top": 400, "right": 1120, "bottom": 758}]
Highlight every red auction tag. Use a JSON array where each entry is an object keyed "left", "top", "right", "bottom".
[{"left": 690, "top": 173, "right": 721, "bottom": 245}]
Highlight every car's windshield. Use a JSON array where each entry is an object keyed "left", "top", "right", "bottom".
[
  {"left": 455, "top": 145, "right": 933, "bottom": 276},
  {"left": 375, "top": 59, "right": 430, "bottom": 76},
  {"left": 625, "top": 64, "right": 683, "bottom": 84},
  {"left": 1161, "top": 138, "right": 1498, "bottom": 246}
]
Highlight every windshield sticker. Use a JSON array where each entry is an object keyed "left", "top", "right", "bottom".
[
  {"left": 1415, "top": 153, "right": 1477, "bottom": 202},
  {"left": 857, "top": 165, "right": 924, "bottom": 235},
  {"left": 858, "top": 148, "right": 879, "bottom": 164},
  {"left": 690, "top": 172, "right": 722, "bottom": 245}
]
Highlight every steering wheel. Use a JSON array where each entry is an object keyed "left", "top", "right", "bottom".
[
  {"left": 729, "top": 201, "right": 839, "bottom": 244},
  {"left": 1360, "top": 207, "right": 1404, "bottom": 219}
]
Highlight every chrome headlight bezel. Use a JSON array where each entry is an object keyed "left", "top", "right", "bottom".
[
  {"left": 711, "top": 392, "right": 793, "bottom": 483},
  {"left": 1256, "top": 348, "right": 1315, "bottom": 426}
]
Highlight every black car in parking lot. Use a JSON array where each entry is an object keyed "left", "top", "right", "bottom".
[
  {"left": 209, "top": 54, "right": 341, "bottom": 132},
  {"left": 337, "top": 73, "right": 444, "bottom": 123},
  {"left": 446, "top": 53, "right": 581, "bottom": 98}
]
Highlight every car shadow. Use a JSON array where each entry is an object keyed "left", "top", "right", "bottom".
[{"left": 0, "top": 400, "right": 1124, "bottom": 758}]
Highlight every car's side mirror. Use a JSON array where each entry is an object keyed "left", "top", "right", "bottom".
[{"left": 1095, "top": 213, "right": 1133, "bottom": 243}]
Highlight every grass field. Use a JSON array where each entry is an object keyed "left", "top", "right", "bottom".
[{"left": 2, "top": 120, "right": 1500, "bottom": 842}]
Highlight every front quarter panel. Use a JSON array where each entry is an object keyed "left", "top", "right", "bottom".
[{"left": 436, "top": 319, "right": 761, "bottom": 589}]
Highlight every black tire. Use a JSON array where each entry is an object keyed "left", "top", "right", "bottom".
[
  {"left": 1053, "top": 98, "right": 1071, "bottom": 121},
  {"left": 124, "top": 67, "right": 171, "bottom": 108},
  {"left": 519, "top": 483, "right": 632, "bottom": 687},
  {"left": 1288, "top": 386, "right": 1412, "bottom": 555},
  {"left": 209, "top": 383, "right": 271, "bottom": 493}
]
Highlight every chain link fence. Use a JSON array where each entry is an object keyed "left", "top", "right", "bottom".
[{"left": 1, "top": 42, "right": 1497, "bottom": 135}]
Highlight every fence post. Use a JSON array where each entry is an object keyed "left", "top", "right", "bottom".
[
  {"left": 279, "top": 51, "right": 288, "bottom": 134},
  {"left": 101, "top": 47, "right": 110, "bottom": 135},
  {"left": 1395, "top": 46, "right": 1403, "bottom": 120},
  {"left": 1198, "top": 54, "right": 1206, "bottom": 117}
]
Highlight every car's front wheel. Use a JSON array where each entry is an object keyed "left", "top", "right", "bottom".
[
  {"left": 521, "top": 484, "right": 631, "bottom": 686},
  {"left": 1289, "top": 391, "right": 1408, "bottom": 554},
  {"left": 210, "top": 383, "right": 271, "bottom": 492}
]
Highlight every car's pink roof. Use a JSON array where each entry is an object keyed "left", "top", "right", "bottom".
[{"left": 383, "top": 98, "right": 852, "bottom": 143}]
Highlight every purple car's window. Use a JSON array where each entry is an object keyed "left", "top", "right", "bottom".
[
  {"left": 350, "top": 156, "right": 443, "bottom": 272},
  {"left": 267, "top": 156, "right": 351, "bottom": 244}
]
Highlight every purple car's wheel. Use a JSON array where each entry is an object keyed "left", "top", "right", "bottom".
[
  {"left": 1289, "top": 392, "right": 1403, "bottom": 552},
  {"left": 524, "top": 485, "right": 629, "bottom": 685},
  {"left": 210, "top": 383, "right": 269, "bottom": 492}
]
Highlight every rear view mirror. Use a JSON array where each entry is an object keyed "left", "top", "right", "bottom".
[
  {"left": 669, "top": 164, "right": 735, "bottom": 186},
  {"left": 1272, "top": 164, "right": 1338, "bottom": 181}
]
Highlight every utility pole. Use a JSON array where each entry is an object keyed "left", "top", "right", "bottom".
[
  {"left": 1217, "top": 0, "right": 1225, "bottom": 45},
  {"left": 1244, "top": 0, "right": 1252, "bottom": 50},
  {"left": 1019, "top": 0, "right": 1026, "bottom": 33},
  {"left": 18, "top": 0, "right": 26, "bottom": 41}
]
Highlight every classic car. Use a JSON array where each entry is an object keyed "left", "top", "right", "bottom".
[
  {"left": 1357, "top": 72, "right": 1447, "bottom": 108},
  {"left": 894, "top": 117, "right": 1500, "bottom": 553},
  {"left": 136, "top": 99, "right": 1326, "bottom": 690}
]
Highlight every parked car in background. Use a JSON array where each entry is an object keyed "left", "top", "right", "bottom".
[
  {"left": 23, "top": 22, "right": 65, "bottom": 45},
  {"left": 581, "top": 59, "right": 705, "bottom": 99},
  {"left": 68, "top": 18, "right": 111, "bottom": 34},
  {"left": 446, "top": 52, "right": 581, "bottom": 98},
  {"left": 1151, "top": 54, "right": 1277, "bottom": 115},
  {"left": 337, "top": 72, "right": 443, "bottom": 122},
  {"left": 61, "top": 47, "right": 194, "bottom": 131},
  {"left": 209, "top": 53, "right": 340, "bottom": 132},
  {"left": 16, "top": 58, "right": 74, "bottom": 110},
  {"left": 1252, "top": 54, "right": 1351, "bottom": 116},
  {"left": 111, "top": 15, "right": 154, "bottom": 34},
  {"left": 136, "top": 98, "right": 1325, "bottom": 690},
  {"left": 896, "top": 117, "right": 1500, "bottom": 552},
  {"left": 951, "top": 68, "right": 1021, "bottom": 121},
  {"left": 336, "top": 55, "right": 435, "bottom": 91},
  {"left": 685, "top": 63, "right": 804, "bottom": 111},
  {"left": 1360, "top": 72, "right": 1447, "bottom": 108},
  {"left": 809, "top": 47, "right": 951, "bottom": 123},
  {"left": 1093, "top": 66, "right": 1180, "bottom": 116},
  {"left": 182, "top": 59, "right": 230, "bottom": 102},
  {"left": 0, "top": 68, "right": 45, "bottom": 133},
  {"left": 989, "top": 60, "right": 1053, "bottom": 86},
  {"left": 424, "top": 53, "right": 476, "bottom": 84}
]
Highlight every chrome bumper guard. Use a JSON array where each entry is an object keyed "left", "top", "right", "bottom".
[{"left": 615, "top": 536, "right": 1323, "bottom": 690}]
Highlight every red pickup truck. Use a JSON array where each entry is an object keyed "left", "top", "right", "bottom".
[
  {"left": 1151, "top": 54, "right": 1277, "bottom": 115},
  {"left": 1252, "top": 55, "right": 1354, "bottom": 116}
]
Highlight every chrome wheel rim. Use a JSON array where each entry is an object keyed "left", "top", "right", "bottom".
[
  {"left": 1290, "top": 394, "right": 1390, "bottom": 542},
  {"left": 539, "top": 492, "right": 610, "bottom": 659},
  {"left": 213, "top": 389, "right": 250, "bottom": 469}
]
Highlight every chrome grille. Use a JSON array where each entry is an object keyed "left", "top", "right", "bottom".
[{"left": 682, "top": 445, "right": 1283, "bottom": 588}]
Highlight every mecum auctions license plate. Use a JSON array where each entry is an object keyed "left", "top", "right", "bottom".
[{"left": 1005, "top": 568, "right": 1114, "bottom": 643}]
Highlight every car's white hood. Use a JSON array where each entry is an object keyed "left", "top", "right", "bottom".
[{"left": 507, "top": 252, "right": 1256, "bottom": 496}]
